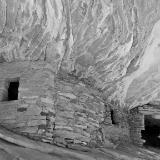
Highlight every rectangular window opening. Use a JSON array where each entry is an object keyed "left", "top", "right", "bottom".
[
  {"left": 111, "top": 109, "right": 116, "bottom": 125},
  {"left": 7, "top": 80, "right": 19, "bottom": 101}
]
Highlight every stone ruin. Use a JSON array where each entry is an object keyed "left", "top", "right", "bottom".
[
  {"left": 129, "top": 104, "right": 160, "bottom": 148},
  {"left": 0, "top": 61, "right": 129, "bottom": 148},
  {"left": 1, "top": 61, "right": 160, "bottom": 151},
  {"left": 0, "top": 0, "right": 160, "bottom": 159}
]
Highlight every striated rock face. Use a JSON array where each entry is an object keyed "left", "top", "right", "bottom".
[
  {"left": 1, "top": 0, "right": 160, "bottom": 155},
  {"left": 0, "top": 0, "right": 160, "bottom": 109}
]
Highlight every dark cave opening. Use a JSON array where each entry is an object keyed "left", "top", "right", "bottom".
[
  {"left": 8, "top": 81, "right": 19, "bottom": 101},
  {"left": 141, "top": 115, "right": 160, "bottom": 148}
]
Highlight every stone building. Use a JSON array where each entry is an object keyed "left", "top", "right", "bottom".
[
  {"left": 1, "top": 60, "right": 160, "bottom": 151},
  {"left": 0, "top": 61, "right": 117, "bottom": 147},
  {"left": 0, "top": 61, "right": 55, "bottom": 142},
  {"left": 129, "top": 104, "right": 160, "bottom": 148}
]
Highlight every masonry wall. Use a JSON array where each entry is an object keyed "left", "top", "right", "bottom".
[
  {"left": 128, "top": 107, "right": 145, "bottom": 146},
  {"left": 53, "top": 77, "right": 106, "bottom": 146},
  {"left": 0, "top": 61, "right": 132, "bottom": 148},
  {"left": 0, "top": 62, "right": 109, "bottom": 147},
  {"left": 0, "top": 61, "right": 56, "bottom": 142}
]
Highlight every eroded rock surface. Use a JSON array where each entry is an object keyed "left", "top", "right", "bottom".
[
  {"left": 0, "top": 0, "right": 160, "bottom": 108},
  {"left": 0, "top": 0, "right": 160, "bottom": 159}
]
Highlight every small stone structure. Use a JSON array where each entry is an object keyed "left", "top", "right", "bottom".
[
  {"left": 0, "top": 61, "right": 55, "bottom": 143},
  {"left": 129, "top": 104, "right": 160, "bottom": 147}
]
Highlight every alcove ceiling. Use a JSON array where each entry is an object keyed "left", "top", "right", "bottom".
[{"left": 0, "top": 0, "right": 160, "bottom": 109}]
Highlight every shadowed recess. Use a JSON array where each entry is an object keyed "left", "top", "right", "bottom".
[
  {"left": 141, "top": 115, "right": 160, "bottom": 148},
  {"left": 8, "top": 81, "right": 19, "bottom": 101}
]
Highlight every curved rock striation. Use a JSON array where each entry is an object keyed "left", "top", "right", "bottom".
[
  {"left": 0, "top": 0, "right": 160, "bottom": 156},
  {"left": 0, "top": 0, "right": 160, "bottom": 109}
]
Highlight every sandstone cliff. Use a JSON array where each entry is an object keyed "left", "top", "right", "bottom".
[{"left": 0, "top": 0, "right": 160, "bottom": 159}]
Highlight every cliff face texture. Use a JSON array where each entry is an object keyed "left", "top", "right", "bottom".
[
  {"left": 1, "top": 0, "right": 160, "bottom": 159},
  {"left": 1, "top": 0, "right": 160, "bottom": 108}
]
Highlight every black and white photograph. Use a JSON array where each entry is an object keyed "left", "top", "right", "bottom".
[{"left": 0, "top": 0, "right": 160, "bottom": 159}]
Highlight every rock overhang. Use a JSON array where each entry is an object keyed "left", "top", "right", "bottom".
[{"left": 1, "top": 0, "right": 160, "bottom": 151}]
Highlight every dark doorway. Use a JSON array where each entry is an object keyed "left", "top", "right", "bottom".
[
  {"left": 111, "top": 110, "right": 116, "bottom": 124},
  {"left": 8, "top": 81, "right": 19, "bottom": 101},
  {"left": 141, "top": 115, "right": 160, "bottom": 148}
]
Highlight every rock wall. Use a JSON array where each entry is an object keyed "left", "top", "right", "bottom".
[
  {"left": 128, "top": 107, "right": 144, "bottom": 146},
  {"left": 1, "top": 0, "right": 160, "bottom": 149},
  {"left": 0, "top": 61, "right": 55, "bottom": 142},
  {"left": 0, "top": 61, "right": 128, "bottom": 147},
  {"left": 0, "top": 61, "right": 131, "bottom": 147},
  {"left": 1, "top": 0, "right": 160, "bottom": 109},
  {"left": 54, "top": 77, "right": 105, "bottom": 146},
  {"left": 128, "top": 105, "right": 160, "bottom": 147}
]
